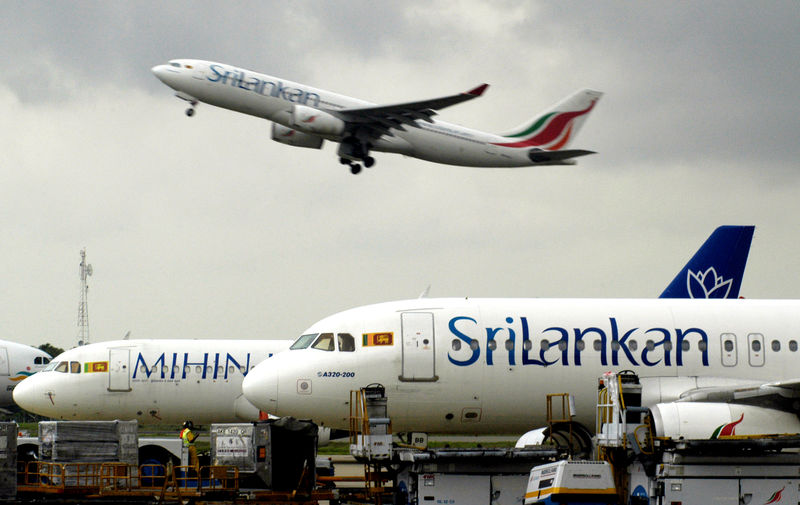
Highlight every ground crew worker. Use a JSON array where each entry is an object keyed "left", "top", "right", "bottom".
[{"left": 179, "top": 420, "right": 199, "bottom": 472}]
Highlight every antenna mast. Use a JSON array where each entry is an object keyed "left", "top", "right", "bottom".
[{"left": 77, "top": 248, "right": 93, "bottom": 346}]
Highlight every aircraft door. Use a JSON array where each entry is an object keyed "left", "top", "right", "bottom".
[
  {"left": 400, "top": 312, "right": 438, "bottom": 382},
  {"left": 0, "top": 347, "right": 8, "bottom": 376},
  {"left": 720, "top": 333, "right": 737, "bottom": 367},
  {"left": 108, "top": 348, "right": 132, "bottom": 392}
]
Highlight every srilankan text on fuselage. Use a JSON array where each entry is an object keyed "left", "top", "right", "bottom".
[
  {"left": 207, "top": 64, "right": 321, "bottom": 108},
  {"left": 446, "top": 315, "right": 710, "bottom": 368}
]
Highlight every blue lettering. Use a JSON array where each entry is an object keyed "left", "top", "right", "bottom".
[
  {"left": 505, "top": 317, "right": 516, "bottom": 366},
  {"left": 225, "top": 353, "right": 251, "bottom": 378},
  {"left": 206, "top": 64, "right": 322, "bottom": 108},
  {"left": 521, "top": 317, "right": 547, "bottom": 366},
  {"left": 448, "top": 316, "right": 480, "bottom": 366},
  {"left": 207, "top": 64, "right": 226, "bottom": 83},
  {"left": 304, "top": 92, "right": 321, "bottom": 107},
  {"left": 676, "top": 328, "right": 709, "bottom": 366},
  {"left": 544, "top": 327, "right": 569, "bottom": 365},
  {"left": 538, "top": 334, "right": 560, "bottom": 367},
  {"left": 574, "top": 327, "right": 603, "bottom": 366},
  {"left": 182, "top": 353, "right": 209, "bottom": 379},
  {"left": 610, "top": 318, "right": 639, "bottom": 366},
  {"left": 133, "top": 353, "right": 165, "bottom": 379},
  {"left": 643, "top": 328, "right": 672, "bottom": 366},
  {"left": 445, "top": 314, "right": 709, "bottom": 370}
]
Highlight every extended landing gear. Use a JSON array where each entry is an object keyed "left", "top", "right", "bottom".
[
  {"left": 338, "top": 136, "right": 375, "bottom": 175},
  {"left": 340, "top": 156, "right": 374, "bottom": 175},
  {"left": 340, "top": 157, "right": 360, "bottom": 174}
]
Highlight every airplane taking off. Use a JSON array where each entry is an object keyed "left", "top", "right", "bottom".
[
  {"left": 241, "top": 227, "right": 795, "bottom": 442},
  {"left": 0, "top": 340, "right": 51, "bottom": 407},
  {"left": 152, "top": 60, "right": 601, "bottom": 174},
  {"left": 13, "top": 339, "right": 290, "bottom": 425}
]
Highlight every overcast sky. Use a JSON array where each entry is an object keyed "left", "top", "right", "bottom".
[{"left": 1, "top": 1, "right": 798, "bottom": 351}]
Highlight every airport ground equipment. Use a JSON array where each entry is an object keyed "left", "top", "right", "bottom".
[
  {"left": 0, "top": 423, "right": 16, "bottom": 497},
  {"left": 524, "top": 460, "right": 617, "bottom": 505},
  {"left": 10, "top": 419, "right": 339, "bottom": 504},
  {"left": 595, "top": 370, "right": 800, "bottom": 504},
  {"left": 350, "top": 384, "right": 392, "bottom": 460},
  {"left": 39, "top": 420, "right": 138, "bottom": 466},
  {"left": 393, "top": 446, "right": 561, "bottom": 505},
  {"left": 210, "top": 418, "right": 318, "bottom": 492}
]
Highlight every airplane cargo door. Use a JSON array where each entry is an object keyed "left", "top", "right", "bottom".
[
  {"left": 0, "top": 348, "right": 8, "bottom": 376},
  {"left": 400, "top": 312, "right": 437, "bottom": 382},
  {"left": 108, "top": 348, "right": 131, "bottom": 392}
]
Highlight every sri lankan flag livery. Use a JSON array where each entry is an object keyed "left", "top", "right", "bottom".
[
  {"left": 363, "top": 332, "right": 393, "bottom": 347},
  {"left": 84, "top": 361, "right": 109, "bottom": 373}
]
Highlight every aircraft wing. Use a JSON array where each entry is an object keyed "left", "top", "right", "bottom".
[
  {"left": 331, "top": 84, "right": 489, "bottom": 137},
  {"left": 677, "top": 378, "right": 800, "bottom": 406}
]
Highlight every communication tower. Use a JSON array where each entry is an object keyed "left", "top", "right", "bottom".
[{"left": 77, "top": 248, "right": 93, "bottom": 346}]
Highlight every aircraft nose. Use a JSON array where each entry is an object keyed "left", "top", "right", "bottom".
[
  {"left": 12, "top": 375, "right": 52, "bottom": 416},
  {"left": 242, "top": 359, "right": 279, "bottom": 415},
  {"left": 151, "top": 65, "right": 169, "bottom": 82}
]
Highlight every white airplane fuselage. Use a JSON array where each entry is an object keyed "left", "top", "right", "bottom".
[
  {"left": 13, "top": 339, "right": 290, "bottom": 425},
  {"left": 151, "top": 60, "right": 597, "bottom": 168},
  {"left": 0, "top": 340, "right": 51, "bottom": 407},
  {"left": 242, "top": 298, "right": 800, "bottom": 434}
]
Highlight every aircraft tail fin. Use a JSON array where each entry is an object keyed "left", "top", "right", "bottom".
[
  {"left": 659, "top": 226, "right": 755, "bottom": 299},
  {"left": 496, "top": 89, "right": 603, "bottom": 149}
]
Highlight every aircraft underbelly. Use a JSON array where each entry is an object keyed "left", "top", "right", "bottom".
[{"left": 394, "top": 129, "right": 530, "bottom": 167}]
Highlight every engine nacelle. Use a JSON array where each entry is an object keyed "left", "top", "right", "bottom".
[
  {"left": 290, "top": 105, "right": 345, "bottom": 136},
  {"left": 649, "top": 402, "right": 800, "bottom": 440},
  {"left": 271, "top": 123, "right": 324, "bottom": 149}
]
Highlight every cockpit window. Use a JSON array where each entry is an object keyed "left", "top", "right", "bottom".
[
  {"left": 170, "top": 62, "right": 181, "bottom": 68},
  {"left": 34, "top": 356, "right": 50, "bottom": 365},
  {"left": 54, "top": 361, "right": 68, "bottom": 373},
  {"left": 70, "top": 361, "right": 81, "bottom": 374},
  {"left": 311, "top": 333, "right": 335, "bottom": 351},
  {"left": 43, "top": 362, "right": 58, "bottom": 372},
  {"left": 290, "top": 334, "right": 318, "bottom": 350},
  {"left": 338, "top": 333, "right": 355, "bottom": 352}
]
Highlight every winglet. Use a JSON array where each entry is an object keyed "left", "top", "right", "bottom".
[{"left": 467, "top": 83, "right": 489, "bottom": 96}]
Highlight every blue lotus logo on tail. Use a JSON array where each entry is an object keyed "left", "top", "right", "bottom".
[{"left": 687, "top": 267, "right": 733, "bottom": 299}]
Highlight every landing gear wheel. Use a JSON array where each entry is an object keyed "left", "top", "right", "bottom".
[
  {"left": 349, "top": 163, "right": 362, "bottom": 175},
  {"left": 364, "top": 156, "right": 375, "bottom": 168},
  {"left": 186, "top": 108, "right": 195, "bottom": 117}
]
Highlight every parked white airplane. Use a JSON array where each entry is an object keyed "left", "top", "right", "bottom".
[
  {"left": 243, "top": 298, "right": 800, "bottom": 442},
  {"left": 152, "top": 59, "right": 602, "bottom": 174},
  {"left": 12, "top": 339, "right": 290, "bottom": 425},
  {"left": 0, "top": 340, "right": 51, "bottom": 407},
  {"left": 240, "top": 228, "right": 798, "bottom": 444}
]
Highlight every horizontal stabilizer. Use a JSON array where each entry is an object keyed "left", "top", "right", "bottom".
[{"left": 527, "top": 148, "right": 595, "bottom": 163}]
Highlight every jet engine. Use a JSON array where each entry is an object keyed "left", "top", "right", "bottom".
[
  {"left": 648, "top": 402, "right": 800, "bottom": 440},
  {"left": 289, "top": 105, "right": 345, "bottom": 136},
  {"left": 271, "top": 123, "right": 324, "bottom": 149}
]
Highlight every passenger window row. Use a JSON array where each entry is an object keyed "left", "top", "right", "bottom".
[{"left": 450, "top": 337, "right": 797, "bottom": 354}]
